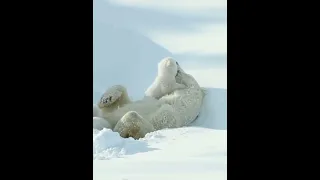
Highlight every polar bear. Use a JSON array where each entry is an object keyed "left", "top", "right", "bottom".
[
  {"left": 96, "top": 85, "right": 164, "bottom": 130},
  {"left": 144, "top": 57, "right": 186, "bottom": 99},
  {"left": 93, "top": 104, "right": 101, "bottom": 117},
  {"left": 93, "top": 117, "right": 112, "bottom": 130},
  {"left": 93, "top": 58, "right": 205, "bottom": 139}
]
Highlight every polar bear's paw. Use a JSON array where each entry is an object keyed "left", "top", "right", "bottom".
[
  {"left": 114, "top": 111, "right": 155, "bottom": 140},
  {"left": 98, "top": 85, "right": 126, "bottom": 108}
]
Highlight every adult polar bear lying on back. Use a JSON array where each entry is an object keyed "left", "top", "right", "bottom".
[{"left": 93, "top": 57, "right": 205, "bottom": 139}]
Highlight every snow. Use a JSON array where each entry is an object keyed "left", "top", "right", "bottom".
[
  {"left": 93, "top": 128, "right": 227, "bottom": 180},
  {"left": 93, "top": 0, "right": 227, "bottom": 179},
  {"left": 145, "top": 24, "right": 227, "bottom": 54}
]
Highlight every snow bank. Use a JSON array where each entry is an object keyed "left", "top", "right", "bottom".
[{"left": 93, "top": 128, "right": 159, "bottom": 160}]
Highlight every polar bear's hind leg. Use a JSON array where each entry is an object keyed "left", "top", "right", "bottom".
[
  {"left": 98, "top": 85, "right": 131, "bottom": 109},
  {"left": 113, "top": 111, "right": 155, "bottom": 139}
]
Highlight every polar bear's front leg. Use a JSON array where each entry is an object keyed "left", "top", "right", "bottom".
[
  {"left": 158, "top": 93, "right": 177, "bottom": 105},
  {"left": 113, "top": 111, "right": 155, "bottom": 140},
  {"left": 173, "top": 82, "right": 186, "bottom": 90}
]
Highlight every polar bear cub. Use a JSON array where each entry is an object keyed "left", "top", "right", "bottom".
[{"left": 145, "top": 57, "right": 186, "bottom": 99}]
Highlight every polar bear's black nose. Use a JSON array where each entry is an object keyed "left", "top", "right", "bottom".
[{"left": 176, "top": 61, "right": 179, "bottom": 66}]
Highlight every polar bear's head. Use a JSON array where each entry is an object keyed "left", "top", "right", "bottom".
[{"left": 157, "top": 57, "right": 178, "bottom": 76}]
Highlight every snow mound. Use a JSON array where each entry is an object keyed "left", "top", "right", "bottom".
[
  {"left": 190, "top": 88, "right": 227, "bottom": 130},
  {"left": 93, "top": 127, "right": 226, "bottom": 180},
  {"left": 93, "top": 128, "right": 158, "bottom": 160}
]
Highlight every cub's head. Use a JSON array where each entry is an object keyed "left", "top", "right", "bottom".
[{"left": 157, "top": 57, "right": 179, "bottom": 76}]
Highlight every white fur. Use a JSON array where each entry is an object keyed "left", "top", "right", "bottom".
[
  {"left": 145, "top": 57, "right": 186, "bottom": 99},
  {"left": 93, "top": 57, "right": 205, "bottom": 139},
  {"left": 93, "top": 104, "right": 101, "bottom": 117},
  {"left": 93, "top": 117, "right": 112, "bottom": 130},
  {"left": 158, "top": 65, "right": 206, "bottom": 126}
]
